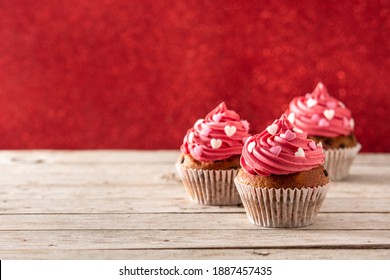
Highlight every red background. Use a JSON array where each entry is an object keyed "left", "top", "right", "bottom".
[{"left": 0, "top": 0, "right": 389, "bottom": 151}]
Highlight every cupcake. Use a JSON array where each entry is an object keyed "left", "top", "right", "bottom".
[
  {"left": 176, "top": 102, "right": 251, "bottom": 205},
  {"left": 285, "top": 82, "right": 361, "bottom": 180},
  {"left": 235, "top": 115, "right": 330, "bottom": 227}
]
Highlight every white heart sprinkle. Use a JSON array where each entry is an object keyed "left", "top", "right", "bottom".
[
  {"left": 288, "top": 112, "right": 295, "bottom": 124},
  {"left": 294, "top": 147, "right": 305, "bottom": 158},
  {"left": 224, "top": 125, "right": 237, "bottom": 137},
  {"left": 350, "top": 118, "right": 355, "bottom": 128},
  {"left": 324, "top": 109, "right": 335, "bottom": 120},
  {"left": 266, "top": 124, "right": 278, "bottom": 135},
  {"left": 293, "top": 127, "right": 303, "bottom": 133},
  {"left": 307, "top": 98, "right": 317, "bottom": 108},
  {"left": 317, "top": 142, "right": 325, "bottom": 153},
  {"left": 210, "top": 139, "right": 222, "bottom": 149},
  {"left": 212, "top": 113, "right": 223, "bottom": 122},
  {"left": 188, "top": 132, "right": 194, "bottom": 143},
  {"left": 248, "top": 141, "right": 256, "bottom": 153},
  {"left": 194, "top": 119, "right": 204, "bottom": 127}
]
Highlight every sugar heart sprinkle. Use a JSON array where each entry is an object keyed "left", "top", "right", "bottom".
[
  {"left": 266, "top": 124, "right": 278, "bottom": 135},
  {"left": 323, "top": 109, "right": 335, "bottom": 120},
  {"left": 288, "top": 112, "right": 295, "bottom": 124},
  {"left": 241, "top": 120, "right": 250, "bottom": 131},
  {"left": 294, "top": 147, "right": 305, "bottom": 158},
  {"left": 212, "top": 113, "right": 223, "bottom": 122},
  {"left": 270, "top": 146, "right": 282, "bottom": 156},
  {"left": 308, "top": 141, "right": 317, "bottom": 150},
  {"left": 280, "top": 129, "right": 296, "bottom": 141},
  {"left": 318, "top": 118, "right": 330, "bottom": 127},
  {"left": 224, "top": 125, "right": 236, "bottom": 137},
  {"left": 311, "top": 114, "right": 320, "bottom": 121},
  {"left": 200, "top": 124, "right": 211, "bottom": 136},
  {"left": 327, "top": 101, "right": 337, "bottom": 108},
  {"left": 193, "top": 145, "right": 203, "bottom": 157},
  {"left": 188, "top": 131, "right": 194, "bottom": 143},
  {"left": 247, "top": 141, "right": 256, "bottom": 153},
  {"left": 210, "top": 139, "right": 222, "bottom": 149},
  {"left": 307, "top": 98, "right": 317, "bottom": 108}
]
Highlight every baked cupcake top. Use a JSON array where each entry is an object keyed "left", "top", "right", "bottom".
[
  {"left": 241, "top": 115, "right": 325, "bottom": 176},
  {"left": 286, "top": 82, "right": 354, "bottom": 137},
  {"left": 181, "top": 102, "right": 251, "bottom": 162}
]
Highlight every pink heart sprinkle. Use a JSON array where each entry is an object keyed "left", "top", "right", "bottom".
[
  {"left": 241, "top": 120, "right": 250, "bottom": 131},
  {"left": 308, "top": 141, "right": 317, "bottom": 150},
  {"left": 270, "top": 146, "right": 282, "bottom": 157},
  {"left": 280, "top": 129, "right": 296, "bottom": 141},
  {"left": 212, "top": 113, "right": 223, "bottom": 122},
  {"left": 318, "top": 118, "right": 330, "bottom": 127},
  {"left": 193, "top": 145, "right": 203, "bottom": 158},
  {"left": 327, "top": 101, "right": 337, "bottom": 109},
  {"left": 343, "top": 117, "right": 349, "bottom": 127},
  {"left": 311, "top": 114, "right": 320, "bottom": 121},
  {"left": 200, "top": 123, "right": 211, "bottom": 136}
]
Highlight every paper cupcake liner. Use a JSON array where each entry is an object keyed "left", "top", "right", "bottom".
[
  {"left": 234, "top": 179, "right": 330, "bottom": 228},
  {"left": 175, "top": 163, "right": 242, "bottom": 205},
  {"left": 323, "top": 143, "right": 361, "bottom": 181}
]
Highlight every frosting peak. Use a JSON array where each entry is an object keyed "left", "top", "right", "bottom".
[
  {"left": 311, "top": 82, "right": 330, "bottom": 99},
  {"left": 286, "top": 82, "right": 354, "bottom": 137},
  {"left": 241, "top": 115, "right": 325, "bottom": 176},
  {"left": 181, "top": 102, "right": 251, "bottom": 161}
]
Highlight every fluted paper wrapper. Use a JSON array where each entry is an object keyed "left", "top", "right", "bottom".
[
  {"left": 235, "top": 179, "right": 330, "bottom": 228},
  {"left": 175, "top": 163, "right": 241, "bottom": 205},
  {"left": 323, "top": 143, "right": 361, "bottom": 181}
]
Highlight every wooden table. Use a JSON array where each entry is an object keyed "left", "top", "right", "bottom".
[{"left": 0, "top": 151, "right": 389, "bottom": 259}]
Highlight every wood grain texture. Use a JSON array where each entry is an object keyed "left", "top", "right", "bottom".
[
  {"left": 0, "top": 213, "right": 389, "bottom": 230},
  {"left": 0, "top": 150, "right": 389, "bottom": 259},
  {"left": 1, "top": 249, "right": 389, "bottom": 260}
]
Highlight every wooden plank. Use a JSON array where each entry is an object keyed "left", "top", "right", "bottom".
[
  {"left": 0, "top": 150, "right": 180, "bottom": 164},
  {"left": 0, "top": 163, "right": 178, "bottom": 186},
  {"left": 0, "top": 182, "right": 389, "bottom": 213},
  {"left": 2, "top": 181, "right": 389, "bottom": 199},
  {"left": 0, "top": 163, "right": 388, "bottom": 190},
  {"left": 0, "top": 213, "right": 389, "bottom": 230},
  {"left": 0, "top": 230, "right": 389, "bottom": 250},
  {"left": 0, "top": 195, "right": 389, "bottom": 214},
  {"left": 353, "top": 153, "right": 390, "bottom": 165},
  {"left": 0, "top": 161, "right": 388, "bottom": 187},
  {"left": 1, "top": 249, "right": 389, "bottom": 260}
]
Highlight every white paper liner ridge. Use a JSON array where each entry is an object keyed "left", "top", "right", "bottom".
[
  {"left": 234, "top": 179, "right": 331, "bottom": 228},
  {"left": 323, "top": 143, "right": 361, "bottom": 181},
  {"left": 175, "top": 163, "right": 241, "bottom": 205}
]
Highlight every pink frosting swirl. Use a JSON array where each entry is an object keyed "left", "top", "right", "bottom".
[
  {"left": 241, "top": 115, "right": 325, "bottom": 176},
  {"left": 285, "top": 82, "right": 355, "bottom": 137},
  {"left": 181, "top": 102, "right": 251, "bottom": 161}
]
